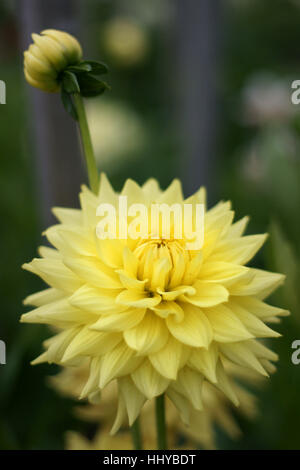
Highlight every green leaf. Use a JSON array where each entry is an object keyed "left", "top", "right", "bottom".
[
  {"left": 62, "top": 71, "right": 80, "bottom": 94},
  {"left": 77, "top": 74, "right": 110, "bottom": 97},
  {"left": 61, "top": 89, "right": 78, "bottom": 120},
  {"left": 84, "top": 60, "right": 109, "bottom": 75}
]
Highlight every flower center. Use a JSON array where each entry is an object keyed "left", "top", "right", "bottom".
[{"left": 134, "top": 238, "right": 190, "bottom": 286}]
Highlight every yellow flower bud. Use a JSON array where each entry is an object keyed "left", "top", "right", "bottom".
[{"left": 24, "top": 29, "right": 83, "bottom": 92}]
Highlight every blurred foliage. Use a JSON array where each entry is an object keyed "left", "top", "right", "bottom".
[{"left": 0, "top": 0, "right": 300, "bottom": 449}]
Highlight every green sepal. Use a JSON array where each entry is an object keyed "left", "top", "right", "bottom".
[
  {"left": 77, "top": 74, "right": 110, "bottom": 97},
  {"left": 62, "top": 71, "right": 80, "bottom": 94},
  {"left": 83, "top": 60, "right": 108, "bottom": 75},
  {"left": 67, "top": 63, "right": 92, "bottom": 74},
  {"left": 61, "top": 89, "right": 78, "bottom": 120}
]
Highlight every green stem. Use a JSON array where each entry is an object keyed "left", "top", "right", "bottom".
[
  {"left": 73, "top": 93, "right": 99, "bottom": 194},
  {"left": 155, "top": 394, "right": 167, "bottom": 450},
  {"left": 131, "top": 417, "right": 143, "bottom": 450}
]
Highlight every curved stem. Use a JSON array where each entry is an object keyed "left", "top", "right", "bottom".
[
  {"left": 155, "top": 394, "right": 167, "bottom": 450},
  {"left": 131, "top": 417, "right": 143, "bottom": 450},
  {"left": 73, "top": 93, "right": 99, "bottom": 194}
]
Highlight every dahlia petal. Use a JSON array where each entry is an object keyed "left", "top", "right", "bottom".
[
  {"left": 197, "top": 186, "right": 206, "bottom": 205},
  {"left": 91, "top": 308, "right": 146, "bottom": 332},
  {"left": 199, "top": 262, "right": 250, "bottom": 286},
  {"left": 121, "top": 178, "right": 147, "bottom": 205},
  {"left": 87, "top": 390, "right": 102, "bottom": 405},
  {"left": 42, "top": 226, "right": 65, "bottom": 252},
  {"left": 118, "top": 377, "right": 146, "bottom": 426},
  {"left": 168, "top": 252, "right": 186, "bottom": 289},
  {"left": 166, "top": 304, "right": 213, "bottom": 348},
  {"left": 80, "top": 356, "right": 101, "bottom": 399},
  {"left": 230, "top": 268, "right": 285, "bottom": 298},
  {"left": 226, "top": 216, "right": 249, "bottom": 239},
  {"left": 205, "top": 210, "right": 235, "bottom": 238},
  {"left": 150, "top": 258, "right": 171, "bottom": 291},
  {"left": 207, "top": 305, "right": 253, "bottom": 343},
  {"left": 117, "top": 270, "right": 147, "bottom": 290},
  {"left": 23, "top": 287, "right": 64, "bottom": 307},
  {"left": 99, "top": 342, "right": 143, "bottom": 388},
  {"left": 260, "top": 359, "right": 277, "bottom": 374},
  {"left": 183, "top": 280, "right": 229, "bottom": 308},
  {"left": 207, "top": 200, "right": 232, "bottom": 217},
  {"left": 110, "top": 394, "right": 127, "bottom": 435},
  {"left": 229, "top": 301, "right": 281, "bottom": 338},
  {"left": 131, "top": 360, "right": 169, "bottom": 399},
  {"left": 95, "top": 239, "right": 124, "bottom": 269},
  {"left": 215, "top": 360, "right": 239, "bottom": 406},
  {"left": 52, "top": 207, "right": 82, "bottom": 225},
  {"left": 43, "top": 328, "right": 80, "bottom": 364},
  {"left": 179, "top": 344, "right": 192, "bottom": 367},
  {"left": 142, "top": 178, "right": 161, "bottom": 201},
  {"left": 149, "top": 335, "right": 183, "bottom": 379},
  {"left": 263, "top": 316, "right": 281, "bottom": 323},
  {"left": 63, "top": 256, "right": 122, "bottom": 289},
  {"left": 22, "top": 258, "right": 82, "bottom": 293},
  {"left": 188, "top": 342, "right": 218, "bottom": 383},
  {"left": 158, "top": 285, "right": 196, "bottom": 301},
  {"left": 30, "top": 352, "right": 49, "bottom": 365},
  {"left": 220, "top": 342, "right": 269, "bottom": 377},
  {"left": 234, "top": 296, "right": 289, "bottom": 320},
  {"left": 116, "top": 290, "right": 161, "bottom": 308},
  {"left": 38, "top": 246, "right": 60, "bottom": 259},
  {"left": 173, "top": 368, "right": 204, "bottom": 410},
  {"left": 182, "top": 252, "right": 203, "bottom": 285},
  {"left": 123, "top": 312, "right": 169, "bottom": 354},
  {"left": 167, "top": 388, "right": 190, "bottom": 425},
  {"left": 79, "top": 188, "right": 100, "bottom": 227},
  {"left": 51, "top": 226, "right": 96, "bottom": 257},
  {"left": 247, "top": 339, "right": 278, "bottom": 362},
  {"left": 201, "top": 228, "right": 222, "bottom": 261},
  {"left": 69, "top": 285, "right": 122, "bottom": 314},
  {"left": 152, "top": 301, "right": 184, "bottom": 322},
  {"left": 210, "top": 234, "right": 267, "bottom": 265},
  {"left": 21, "top": 299, "right": 96, "bottom": 327},
  {"left": 122, "top": 246, "right": 139, "bottom": 278},
  {"left": 98, "top": 173, "right": 118, "bottom": 205},
  {"left": 62, "top": 328, "right": 122, "bottom": 362},
  {"left": 157, "top": 179, "right": 183, "bottom": 204}
]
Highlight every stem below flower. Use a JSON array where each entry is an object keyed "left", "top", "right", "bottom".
[
  {"left": 131, "top": 417, "right": 143, "bottom": 450},
  {"left": 73, "top": 93, "right": 99, "bottom": 194},
  {"left": 155, "top": 394, "right": 167, "bottom": 450}
]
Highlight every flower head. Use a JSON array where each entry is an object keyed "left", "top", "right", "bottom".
[
  {"left": 21, "top": 174, "right": 288, "bottom": 431},
  {"left": 24, "top": 29, "right": 82, "bottom": 92}
]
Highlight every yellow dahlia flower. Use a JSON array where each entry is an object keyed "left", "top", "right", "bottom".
[
  {"left": 24, "top": 29, "right": 82, "bottom": 92},
  {"left": 21, "top": 174, "right": 288, "bottom": 431}
]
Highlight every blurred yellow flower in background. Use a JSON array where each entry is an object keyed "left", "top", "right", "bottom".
[
  {"left": 86, "top": 100, "right": 147, "bottom": 170},
  {"left": 50, "top": 358, "right": 262, "bottom": 450},
  {"left": 24, "top": 29, "right": 82, "bottom": 92},
  {"left": 102, "top": 18, "right": 149, "bottom": 67},
  {"left": 66, "top": 429, "right": 133, "bottom": 450},
  {"left": 21, "top": 174, "right": 287, "bottom": 434}
]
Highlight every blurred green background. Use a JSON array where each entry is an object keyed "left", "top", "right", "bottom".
[{"left": 0, "top": 0, "right": 300, "bottom": 449}]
